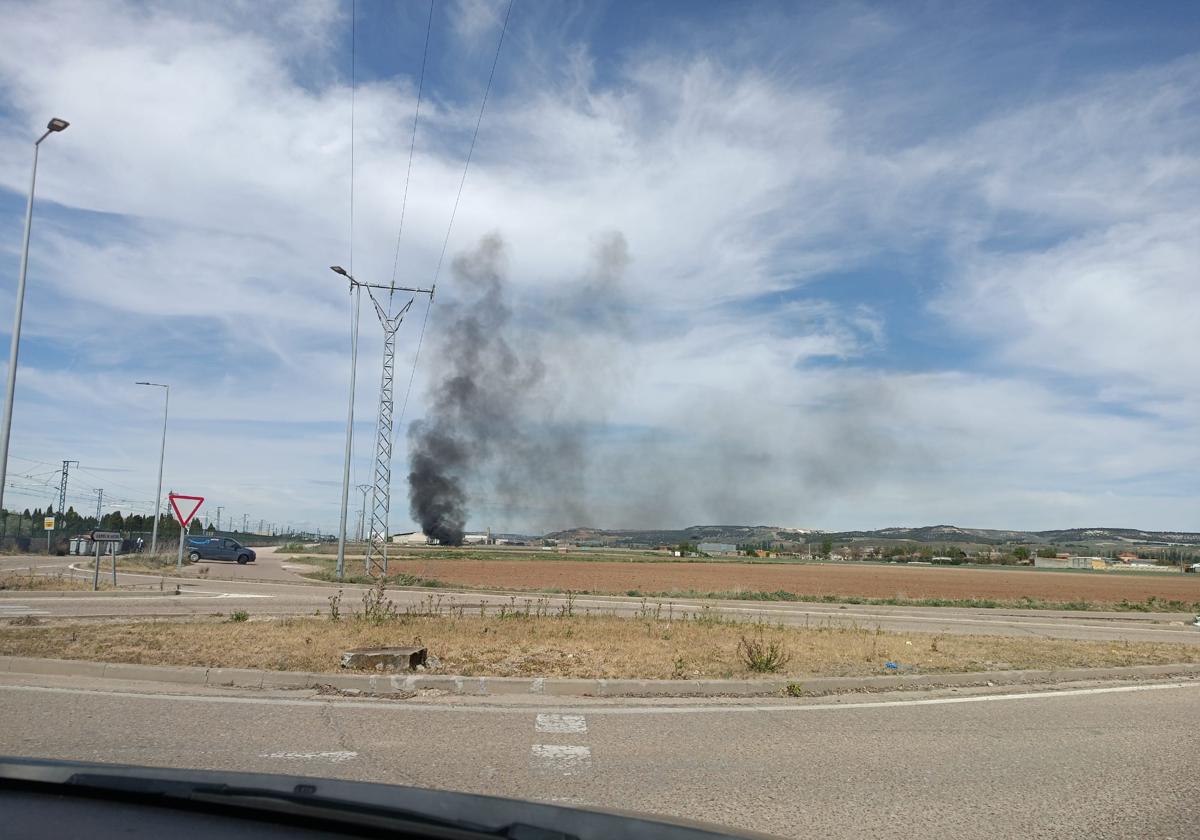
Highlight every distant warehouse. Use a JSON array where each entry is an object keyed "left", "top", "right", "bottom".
[
  {"left": 1034, "top": 555, "right": 1105, "bottom": 570},
  {"left": 698, "top": 542, "right": 737, "bottom": 555}
]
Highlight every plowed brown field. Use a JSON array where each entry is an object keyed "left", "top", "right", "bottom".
[{"left": 391, "top": 558, "right": 1200, "bottom": 605}]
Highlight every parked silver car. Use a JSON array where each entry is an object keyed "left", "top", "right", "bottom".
[{"left": 185, "top": 536, "right": 256, "bottom": 564}]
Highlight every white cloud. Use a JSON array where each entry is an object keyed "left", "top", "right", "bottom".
[{"left": 0, "top": 1, "right": 1196, "bottom": 533}]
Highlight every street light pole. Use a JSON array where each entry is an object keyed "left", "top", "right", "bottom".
[
  {"left": 0, "top": 118, "right": 69, "bottom": 515},
  {"left": 136, "top": 381, "right": 169, "bottom": 554},
  {"left": 332, "top": 266, "right": 362, "bottom": 581}
]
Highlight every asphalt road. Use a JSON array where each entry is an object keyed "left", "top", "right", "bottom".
[
  {"left": 0, "top": 671, "right": 1195, "bottom": 838},
  {"left": 2, "top": 548, "right": 1198, "bottom": 645}
]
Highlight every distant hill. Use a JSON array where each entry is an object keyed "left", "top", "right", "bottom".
[
  {"left": 543, "top": 524, "right": 817, "bottom": 547},
  {"left": 543, "top": 524, "right": 1200, "bottom": 547}
]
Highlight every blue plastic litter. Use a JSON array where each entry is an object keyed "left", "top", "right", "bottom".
[{"left": 884, "top": 661, "right": 899, "bottom": 669}]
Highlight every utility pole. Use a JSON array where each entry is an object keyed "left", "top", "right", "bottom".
[
  {"left": 356, "top": 483, "right": 370, "bottom": 542},
  {"left": 92, "top": 492, "right": 102, "bottom": 592},
  {"left": 135, "top": 381, "right": 169, "bottom": 554}
]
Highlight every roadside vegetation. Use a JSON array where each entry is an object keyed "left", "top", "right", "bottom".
[
  {"left": 0, "top": 570, "right": 102, "bottom": 591},
  {"left": 1, "top": 582, "right": 1197, "bottom": 679}
]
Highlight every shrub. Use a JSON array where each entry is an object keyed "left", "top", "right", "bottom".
[
  {"left": 738, "top": 631, "right": 791, "bottom": 673},
  {"left": 229, "top": 610, "right": 249, "bottom": 623}
]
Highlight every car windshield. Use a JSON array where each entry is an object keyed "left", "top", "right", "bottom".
[{"left": 0, "top": 3, "right": 1198, "bottom": 839}]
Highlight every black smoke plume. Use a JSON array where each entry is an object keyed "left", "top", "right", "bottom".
[{"left": 407, "top": 234, "right": 624, "bottom": 544}]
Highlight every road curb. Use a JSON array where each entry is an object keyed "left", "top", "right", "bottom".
[{"left": 2, "top": 655, "right": 1199, "bottom": 697}]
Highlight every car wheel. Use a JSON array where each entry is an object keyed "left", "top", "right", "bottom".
[
  {"left": 188, "top": 551, "right": 201, "bottom": 562},
  {"left": 237, "top": 555, "right": 249, "bottom": 565}
]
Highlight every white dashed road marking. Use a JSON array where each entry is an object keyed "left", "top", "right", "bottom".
[
  {"left": 532, "top": 713, "right": 592, "bottom": 776},
  {"left": 531, "top": 745, "right": 592, "bottom": 776},
  {"left": 535, "top": 713, "right": 588, "bottom": 734},
  {"left": 259, "top": 750, "right": 357, "bottom": 763}
]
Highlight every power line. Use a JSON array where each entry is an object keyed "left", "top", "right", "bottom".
[
  {"left": 349, "top": 0, "right": 357, "bottom": 278},
  {"left": 395, "top": 0, "right": 514, "bottom": 439},
  {"left": 430, "top": 0, "right": 514, "bottom": 291},
  {"left": 389, "top": 0, "right": 435, "bottom": 292}
]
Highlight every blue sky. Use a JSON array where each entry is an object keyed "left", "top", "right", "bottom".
[{"left": 0, "top": 0, "right": 1197, "bottom": 534}]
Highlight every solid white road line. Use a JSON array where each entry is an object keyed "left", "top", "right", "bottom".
[{"left": 0, "top": 680, "right": 1195, "bottom": 716}]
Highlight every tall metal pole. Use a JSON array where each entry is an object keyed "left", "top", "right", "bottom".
[
  {"left": 356, "top": 483, "right": 370, "bottom": 541},
  {"left": 92, "top": 488, "right": 103, "bottom": 591},
  {"left": 136, "top": 382, "right": 169, "bottom": 555},
  {"left": 0, "top": 119, "right": 68, "bottom": 515},
  {"left": 336, "top": 283, "right": 361, "bottom": 580}
]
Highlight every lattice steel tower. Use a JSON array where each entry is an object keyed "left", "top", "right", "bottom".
[
  {"left": 363, "top": 291, "right": 415, "bottom": 577},
  {"left": 56, "top": 460, "right": 78, "bottom": 527}
]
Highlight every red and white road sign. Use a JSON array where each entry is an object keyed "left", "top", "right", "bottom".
[{"left": 168, "top": 493, "right": 204, "bottom": 527}]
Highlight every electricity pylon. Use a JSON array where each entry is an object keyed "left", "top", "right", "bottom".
[
  {"left": 56, "top": 460, "right": 77, "bottom": 528},
  {"left": 363, "top": 291, "right": 415, "bottom": 577},
  {"left": 328, "top": 266, "right": 432, "bottom": 579}
]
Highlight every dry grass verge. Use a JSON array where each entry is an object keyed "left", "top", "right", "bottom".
[
  {"left": 0, "top": 571, "right": 106, "bottom": 591},
  {"left": 0, "top": 611, "right": 1196, "bottom": 679}
]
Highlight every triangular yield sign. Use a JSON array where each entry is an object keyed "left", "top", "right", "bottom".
[{"left": 168, "top": 493, "right": 204, "bottom": 527}]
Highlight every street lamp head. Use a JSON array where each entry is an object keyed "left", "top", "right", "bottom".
[
  {"left": 46, "top": 118, "right": 69, "bottom": 132},
  {"left": 330, "top": 265, "right": 349, "bottom": 277}
]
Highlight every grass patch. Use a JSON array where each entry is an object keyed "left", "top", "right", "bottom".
[
  {"left": 1, "top": 610, "right": 1197, "bottom": 679},
  {"left": 305, "top": 568, "right": 444, "bottom": 588},
  {"left": 0, "top": 571, "right": 105, "bottom": 591}
]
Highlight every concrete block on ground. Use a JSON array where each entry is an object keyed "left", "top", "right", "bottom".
[
  {"left": 205, "top": 668, "right": 264, "bottom": 688},
  {"left": 340, "top": 646, "right": 426, "bottom": 671}
]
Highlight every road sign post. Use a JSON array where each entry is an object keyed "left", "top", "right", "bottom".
[
  {"left": 88, "top": 528, "right": 121, "bottom": 590},
  {"left": 168, "top": 493, "right": 204, "bottom": 571},
  {"left": 43, "top": 515, "right": 53, "bottom": 554}
]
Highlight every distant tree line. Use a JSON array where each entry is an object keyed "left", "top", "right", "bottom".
[{"left": 0, "top": 506, "right": 223, "bottom": 540}]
